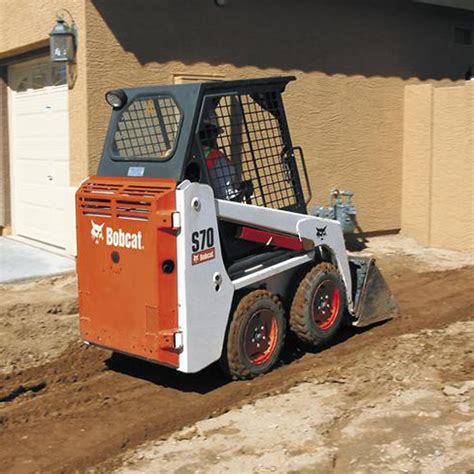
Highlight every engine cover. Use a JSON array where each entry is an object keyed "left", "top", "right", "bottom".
[{"left": 76, "top": 176, "right": 180, "bottom": 367}]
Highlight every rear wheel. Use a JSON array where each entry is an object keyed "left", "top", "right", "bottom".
[
  {"left": 290, "top": 262, "right": 346, "bottom": 347},
  {"left": 221, "top": 289, "right": 286, "bottom": 380}
]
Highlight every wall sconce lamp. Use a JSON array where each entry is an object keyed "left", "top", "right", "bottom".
[{"left": 49, "top": 9, "right": 78, "bottom": 62}]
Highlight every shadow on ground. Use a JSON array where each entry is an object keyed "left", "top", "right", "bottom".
[{"left": 105, "top": 319, "right": 388, "bottom": 394}]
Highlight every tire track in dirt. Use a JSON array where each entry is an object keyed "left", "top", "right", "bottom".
[{"left": 0, "top": 266, "right": 472, "bottom": 473}]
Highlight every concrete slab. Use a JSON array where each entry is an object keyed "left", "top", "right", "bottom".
[{"left": 0, "top": 237, "right": 75, "bottom": 284}]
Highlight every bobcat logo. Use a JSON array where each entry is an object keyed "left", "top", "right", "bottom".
[
  {"left": 90, "top": 221, "right": 104, "bottom": 244},
  {"left": 316, "top": 226, "right": 327, "bottom": 238}
]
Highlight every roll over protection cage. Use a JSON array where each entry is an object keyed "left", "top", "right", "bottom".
[{"left": 98, "top": 76, "right": 309, "bottom": 215}]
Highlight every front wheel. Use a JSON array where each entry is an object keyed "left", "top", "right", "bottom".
[
  {"left": 221, "top": 290, "right": 286, "bottom": 380},
  {"left": 289, "top": 262, "right": 346, "bottom": 347}
]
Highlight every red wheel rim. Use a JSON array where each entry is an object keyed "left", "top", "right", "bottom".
[
  {"left": 243, "top": 309, "right": 278, "bottom": 365},
  {"left": 311, "top": 279, "right": 340, "bottom": 330}
]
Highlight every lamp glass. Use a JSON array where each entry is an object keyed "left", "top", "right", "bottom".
[
  {"left": 50, "top": 33, "right": 75, "bottom": 62},
  {"left": 106, "top": 92, "right": 124, "bottom": 109},
  {"left": 50, "top": 18, "right": 76, "bottom": 62}
]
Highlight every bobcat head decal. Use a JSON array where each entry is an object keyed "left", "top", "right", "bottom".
[
  {"left": 90, "top": 221, "right": 104, "bottom": 244},
  {"left": 316, "top": 226, "right": 327, "bottom": 238}
]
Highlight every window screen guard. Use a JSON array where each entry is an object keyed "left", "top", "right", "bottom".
[
  {"left": 113, "top": 95, "right": 182, "bottom": 160},
  {"left": 199, "top": 91, "right": 304, "bottom": 211}
]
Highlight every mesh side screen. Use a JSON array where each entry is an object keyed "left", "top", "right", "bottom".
[
  {"left": 113, "top": 96, "right": 181, "bottom": 160},
  {"left": 200, "top": 92, "right": 298, "bottom": 209}
]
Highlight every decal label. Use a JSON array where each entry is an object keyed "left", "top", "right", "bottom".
[
  {"left": 191, "top": 227, "right": 215, "bottom": 265},
  {"left": 91, "top": 221, "right": 104, "bottom": 244},
  {"left": 128, "top": 166, "right": 145, "bottom": 177},
  {"left": 90, "top": 220, "right": 143, "bottom": 250},
  {"left": 316, "top": 226, "right": 327, "bottom": 238},
  {"left": 192, "top": 248, "right": 216, "bottom": 265}
]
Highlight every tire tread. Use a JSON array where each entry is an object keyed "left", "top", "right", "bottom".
[
  {"left": 223, "top": 289, "right": 284, "bottom": 380},
  {"left": 289, "top": 262, "right": 345, "bottom": 346}
]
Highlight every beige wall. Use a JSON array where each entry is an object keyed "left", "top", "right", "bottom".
[
  {"left": 0, "top": 0, "right": 88, "bottom": 187},
  {"left": 85, "top": 0, "right": 473, "bottom": 233},
  {"left": 402, "top": 82, "right": 473, "bottom": 252},
  {"left": 0, "top": 0, "right": 473, "bottom": 239},
  {"left": 401, "top": 84, "right": 434, "bottom": 244},
  {"left": 0, "top": 68, "right": 9, "bottom": 229}
]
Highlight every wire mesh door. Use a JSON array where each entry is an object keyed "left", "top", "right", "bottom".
[{"left": 198, "top": 90, "right": 305, "bottom": 212}]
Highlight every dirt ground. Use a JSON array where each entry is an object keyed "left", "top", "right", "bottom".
[
  {"left": 0, "top": 236, "right": 472, "bottom": 473},
  {"left": 0, "top": 275, "right": 77, "bottom": 374},
  {"left": 118, "top": 320, "right": 474, "bottom": 474}
]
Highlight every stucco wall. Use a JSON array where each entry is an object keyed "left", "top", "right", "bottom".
[
  {"left": 85, "top": 0, "right": 473, "bottom": 233},
  {"left": 0, "top": 0, "right": 473, "bottom": 237},
  {"left": 0, "top": 68, "right": 10, "bottom": 229},
  {"left": 401, "top": 84, "right": 434, "bottom": 244},
  {"left": 402, "top": 82, "right": 473, "bottom": 252},
  {"left": 0, "top": 0, "right": 88, "bottom": 186}
]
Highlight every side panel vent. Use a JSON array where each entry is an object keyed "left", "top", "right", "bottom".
[
  {"left": 77, "top": 178, "right": 176, "bottom": 222},
  {"left": 116, "top": 199, "right": 151, "bottom": 221},
  {"left": 123, "top": 185, "right": 173, "bottom": 197},
  {"left": 79, "top": 197, "right": 112, "bottom": 217}
]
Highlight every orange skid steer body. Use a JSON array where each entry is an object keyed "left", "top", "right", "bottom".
[
  {"left": 76, "top": 77, "right": 398, "bottom": 379},
  {"left": 77, "top": 178, "right": 180, "bottom": 368}
]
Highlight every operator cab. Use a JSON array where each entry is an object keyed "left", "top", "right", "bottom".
[{"left": 98, "top": 77, "right": 310, "bottom": 269}]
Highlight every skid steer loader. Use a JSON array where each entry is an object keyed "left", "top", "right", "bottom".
[{"left": 76, "top": 76, "right": 398, "bottom": 379}]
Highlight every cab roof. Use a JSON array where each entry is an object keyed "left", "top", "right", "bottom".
[{"left": 116, "top": 75, "right": 296, "bottom": 96}]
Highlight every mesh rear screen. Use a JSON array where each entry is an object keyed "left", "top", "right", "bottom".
[{"left": 113, "top": 96, "right": 181, "bottom": 160}]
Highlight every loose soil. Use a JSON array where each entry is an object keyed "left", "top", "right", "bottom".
[
  {"left": 119, "top": 320, "right": 474, "bottom": 473},
  {"left": 0, "top": 275, "right": 77, "bottom": 374},
  {"left": 0, "top": 238, "right": 472, "bottom": 473}
]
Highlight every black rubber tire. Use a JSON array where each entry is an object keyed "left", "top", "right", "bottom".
[
  {"left": 289, "top": 262, "right": 346, "bottom": 347},
  {"left": 220, "top": 289, "right": 286, "bottom": 380}
]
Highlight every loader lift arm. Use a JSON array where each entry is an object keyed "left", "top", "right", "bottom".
[{"left": 215, "top": 198, "right": 354, "bottom": 312}]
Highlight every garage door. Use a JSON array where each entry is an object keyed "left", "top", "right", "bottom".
[{"left": 9, "top": 59, "right": 70, "bottom": 248}]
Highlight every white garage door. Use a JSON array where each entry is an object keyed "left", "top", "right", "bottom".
[{"left": 9, "top": 59, "right": 70, "bottom": 249}]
